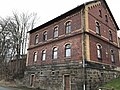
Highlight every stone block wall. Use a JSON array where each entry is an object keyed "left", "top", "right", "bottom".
[
  {"left": 86, "top": 68, "right": 120, "bottom": 90},
  {"left": 23, "top": 63, "right": 120, "bottom": 90}
]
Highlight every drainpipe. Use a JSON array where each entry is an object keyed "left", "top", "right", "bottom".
[{"left": 81, "top": 3, "right": 87, "bottom": 90}]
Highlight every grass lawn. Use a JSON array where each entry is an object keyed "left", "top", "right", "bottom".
[{"left": 102, "top": 77, "right": 120, "bottom": 90}]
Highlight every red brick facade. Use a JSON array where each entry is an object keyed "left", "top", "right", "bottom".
[
  {"left": 28, "top": 12, "right": 83, "bottom": 66},
  {"left": 87, "top": 1, "right": 120, "bottom": 66},
  {"left": 24, "top": 0, "right": 120, "bottom": 89},
  {"left": 27, "top": 0, "right": 120, "bottom": 67}
]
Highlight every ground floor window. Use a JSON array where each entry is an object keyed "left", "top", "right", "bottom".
[{"left": 30, "top": 74, "right": 35, "bottom": 87}]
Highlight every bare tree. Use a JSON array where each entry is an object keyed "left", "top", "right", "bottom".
[
  {"left": 11, "top": 12, "right": 38, "bottom": 56},
  {"left": 0, "top": 12, "right": 38, "bottom": 80},
  {"left": 0, "top": 17, "right": 15, "bottom": 79}
]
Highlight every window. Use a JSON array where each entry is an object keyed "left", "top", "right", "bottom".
[
  {"left": 52, "top": 47, "right": 58, "bottom": 59},
  {"left": 105, "top": 15, "right": 108, "bottom": 22},
  {"left": 43, "top": 31, "right": 47, "bottom": 41},
  {"left": 53, "top": 27, "right": 58, "bottom": 38},
  {"left": 65, "top": 44, "right": 71, "bottom": 57},
  {"left": 97, "top": 45, "right": 102, "bottom": 60},
  {"left": 35, "top": 35, "right": 39, "bottom": 45},
  {"left": 109, "top": 31, "right": 113, "bottom": 41},
  {"left": 51, "top": 71, "right": 55, "bottom": 76},
  {"left": 99, "top": 10, "right": 102, "bottom": 17},
  {"left": 96, "top": 22, "right": 100, "bottom": 35},
  {"left": 111, "top": 50, "right": 115, "bottom": 63},
  {"left": 65, "top": 21, "right": 71, "bottom": 34},
  {"left": 42, "top": 50, "right": 46, "bottom": 61},
  {"left": 33, "top": 52, "right": 37, "bottom": 62},
  {"left": 30, "top": 74, "right": 35, "bottom": 87}
]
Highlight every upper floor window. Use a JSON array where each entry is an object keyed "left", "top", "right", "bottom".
[
  {"left": 97, "top": 44, "right": 102, "bottom": 60},
  {"left": 52, "top": 47, "right": 58, "bottom": 59},
  {"left": 53, "top": 27, "right": 58, "bottom": 38},
  {"left": 111, "top": 50, "right": 115, "bottom": 63},
  {"left": 105, "top": 15, "right": 108, "bottom": 22},
  {"left": 43, "top": 31, "right": 47, "bottom": 41},
  {"left": 99, "top": 10, "right": 102, "bottom": 17},
  {"left": 96, "top": 22, "right": 100, "bottom": 35},
  {"left": 35, "top": 35, "right": 39, "bottom": 45},
  {"left": 33, "top": 52, "right": 37, "bottom": 62},
  {"left": 65, "top": 21, "right": 71, "bottom": 34},
  {"left": 42, "top": 50, "right": 46, "bottom": 61},
  {"left": 65, "top": 44, "right": 71, "bottom": 58},
  {"left": 109, "top": 31, "right": 113, "bottom": 41}
]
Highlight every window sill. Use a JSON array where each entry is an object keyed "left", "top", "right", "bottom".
[
  {"left": 99, "top": 15, "right": 102, "bottom": 18},
  {"left": 53, "top": 37, "right": 58, "bottom": 39},
  {"left": 112, "top": 61, "right": 115, "bottom": 64},
  {"left": 96, "top": 33, "right": 101, "bottom": 36},
  {"left": 109, "top": 40, "right": 113, "bottom": 42},
  {"left": 52, "top": 58, "right": 58, "bottom": 60},
  {"left": 65, "top": 57, "right": 71, "bottom": 60},
  {"left": 98, "top": 58, "right": 102, "bottom": 62}
]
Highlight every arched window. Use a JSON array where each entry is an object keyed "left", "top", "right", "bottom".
[
  {"left": 109, "top": 31, "right": 113, "bottom": 41},
  {"left": 42, "top": 50, "right": 46, "bottom": 61},
  {"left": 111, "top": 50, "right": 115, "bottom": 63},
  {"left": 53, "top": 27, "right": 58, "bottom": 38},
  {"left": 99, "top": 10, "right": 102, "bottom": 17},
  {"left": 52, "top": 47, "right": 58, "bottom": 59},
  {"left": 96, "top": 22, "right": 100, "bottom": 35},
  {"left": 35, "top": 35, "right": 39, "bottom": 45},
  {"left": 65, "top": 21, "right": 71, "bottom": 34},
  {"left": 43, "top": 31, "right": 47, "bottom": 41},
  {"left": 97, "top": 45, "right": 102, "bottom": 60},
  {"left": 105, "top": 15, "right": 108, "bottom": 22},
  {"left": 33, "top": 52, "right": 37, "bottom": 62},
  {"left": 65, "top": 44, "right": 71, "bottom": 57}
]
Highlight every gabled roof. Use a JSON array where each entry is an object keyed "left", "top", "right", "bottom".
[
  {"left": 29, "top": 0, "right": 119, "bottom": 33},
  {"left": 29, "top": 4, "right": 84, "bottom": 33},
  {"left": 85, "top": 0, "right": 119, "bottom": 30},
  {"left": 99, "top": 0, "right": 119, "bottom": 30}
]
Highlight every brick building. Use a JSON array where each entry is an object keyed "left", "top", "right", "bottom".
[
  {"left": 24, "top": 0, "right": 120, "bottom": 90},
  {"left": 119, "top": 38, "right": 120, "bottom": 69}
]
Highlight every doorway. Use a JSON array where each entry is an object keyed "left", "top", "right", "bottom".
[{"left": 64, "top": 75, "right": 70, "bottom": 90}]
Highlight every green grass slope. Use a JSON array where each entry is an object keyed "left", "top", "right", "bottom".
[{"left": 102, "top": 77, "right": 120, "bottom": 90}]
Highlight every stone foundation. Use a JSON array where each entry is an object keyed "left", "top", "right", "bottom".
[{"left": 23, "top": 62, "right": 120, "bottom": 90}]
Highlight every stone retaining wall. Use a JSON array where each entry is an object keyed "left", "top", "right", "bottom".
[{"left": 23, "top": 63, "right": 120, "bottom": 90}]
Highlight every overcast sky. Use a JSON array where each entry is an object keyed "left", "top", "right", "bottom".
[{"left": 0, "top": 0, "right": 120, "bottom": 36}]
